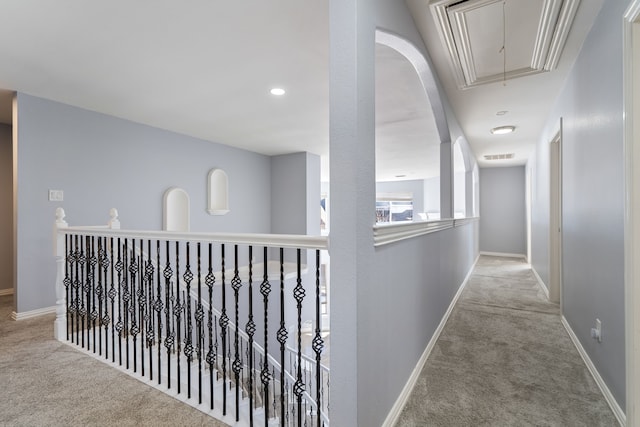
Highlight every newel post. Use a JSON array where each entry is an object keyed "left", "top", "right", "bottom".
[{"left": 53, "top": 207, "right": 68, "bottom": 340}]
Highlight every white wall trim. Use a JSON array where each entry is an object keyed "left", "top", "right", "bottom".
[
  {"left": 561, "top": 316, "right": 625, "bottom": 426},
  {"left": 382, "top": 254, "right": 479, "bottom": 427},
  {"left": 11, "top": 305, "right": 56, "bottom": 321},
  {"left": 0, "top": 288, "right": 14, "bottom": 296},
  {"left": 479, "top": 251, "right": 526, "bottom": 259},
  {"left": 531, "top": 266, "right": 550, "bottom": 301},
  {"left": 373, "top": 217, "right": 479, "bottom": 247}
]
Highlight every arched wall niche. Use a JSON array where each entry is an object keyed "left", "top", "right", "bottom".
[
  {"left": 207, "top": 168, "right": 230, "bottom": 215},
  {"left": 163, "top": 187, "right": 190, "bottom": 232}
]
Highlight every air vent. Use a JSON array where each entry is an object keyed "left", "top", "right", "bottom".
[{"left": 484, "top": 153, "right": 514, "bottom": 161}]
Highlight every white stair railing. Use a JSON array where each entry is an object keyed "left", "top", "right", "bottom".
[{"left": 53, "top": 208, "right": 330, "bottom": 427}]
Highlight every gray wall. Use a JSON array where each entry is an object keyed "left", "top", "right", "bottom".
[
  {"left": 530, "top": 0, "right": 626, "bottom": 410},
  {"left": 15, "top": 93, "right": 272, "bottom": 313},
  {"left": 424, "top": 176, "right": 440, "bottom": 214},
  {"left": 0, "top": 124, "right": 12, "bottom": 292},
  {"left": 271, "top": 152, "right": 320, "bottom": 236},
  {"left": 479, "top": 166, "right": 526, "bottom": 255},
  {"left": 363, "top": 222, "right": 478, "bottom": 426}
]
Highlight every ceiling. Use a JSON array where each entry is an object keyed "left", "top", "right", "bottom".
[{"left": 0, "top": 0, "right": 603, "bottom": 179}]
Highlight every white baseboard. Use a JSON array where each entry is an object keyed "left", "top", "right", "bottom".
[
  {"left": 11, "top": 305, "right": 56, "bottom": 321},
  {"left": 479, "top": 251, "right": 526, "bottom": 259},
  {"left": 531, "top": 266, "right": 550, "bottom": 300},
  {"left": 0, "top": 288, "right": 14, "bottom": 296},
  {"left": 382, "top": 254, "right": 480, "bottom": 427},
  {"left": 561, "top": 316, "right": 625, "bottom": 426}
]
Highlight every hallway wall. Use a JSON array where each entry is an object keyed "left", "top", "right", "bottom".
[
  {"left": 14, "top": 93, "right": 273, "bottom": 313},
  {"left": 530, "top": 0, "right": 626, "bottom": 410},
  {"left": 479, "top": 166, "right": 526, "bottom": 256},
  {"left": 0, "top": 124, "right": 12, "bottom": 293}
]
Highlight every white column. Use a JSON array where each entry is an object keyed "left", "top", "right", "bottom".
[
  {"left": 329, "top": 0, "right": 376, "bottom": 424},
  {"left": 53, "top": 207, "right": 68, "bottom": 340},
  {"left": 440, "top": 141, "right": 453, "bottom": 218}
]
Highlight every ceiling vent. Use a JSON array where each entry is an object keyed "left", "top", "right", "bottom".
[
  {"left": 484, "top": 153, "right": 515, "bottom": 160},
  {"left": 430, "top": 0, "right": 581, "bottom": 89}
]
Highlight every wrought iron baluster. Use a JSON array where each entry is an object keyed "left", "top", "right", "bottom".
[
  {"left": 101, "top": 237, "right": 112, "bottom": 360},
  {"left": 277, "top": 248, "right": 288, "bottom": 427},
  {"left": 89, "top": 236, "right": 98, "bottom": 353},
  {"left": 78, "top": 236, "right": 87, "bottom": 349},
  {"left": 246, "top": 245, "right": 256, "bottom": 427},
  {"left": 96, "top": 237, "right": 104, "bottom": 356},
  {"left": 293, "top": 248, "right": 307, "bottom": 427},
  {"left": 63, "top": 235, "right": 72, "bottom": 342},
  {"left": 129, "top": 239, "right": 140, "bottom": 372},
  {"left": 173, "top": 242, "right": 182, "bottom": 393},
  {"left": 206, "top": 243, "right": 216, "bottom": 410},
  {"left": 115, "top": 238, "right": 123, "bottom": 366},
  {"left": 261, "top": 246, "right": 272, "bottom": 426},
  {"left": 155, "top": 240, "right": 163, "bottom": 385},
  {"left": 231, "top": 244, "right": 243, "bottom": 422},
  {"left": 184, "top": 242, "right": 194, "bottom": 400},
  {"left": 163, "top": 241, "right": 175, "bottom": 389},
  {"left": 146, "top": 239, "right": 155, "bottom": 382},
  {"left": 312, "top": 249, "right": 324, "bottom": 427},
  {"left": 123, "top": 239, "right": 131, "bottom": 369},
  {"left": 196, "top": 242, "right": 204, "bottom": 405},
  {"left": 136, "top": 241, "right": 145, "bottom": 376},
  {"left": 74, "top": 235, "right": 82, "bottom": 345},
  {"left": 219, "top": 244, "right": 229, "bottom": 416}
]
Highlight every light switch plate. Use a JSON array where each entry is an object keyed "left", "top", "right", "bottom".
[{"left": 48, "top": 189, "right": 64, "bottom": 202}]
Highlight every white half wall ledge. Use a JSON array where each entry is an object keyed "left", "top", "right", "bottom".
[{"left": 207, "top": 168, "right": 230, "bottom": 216}]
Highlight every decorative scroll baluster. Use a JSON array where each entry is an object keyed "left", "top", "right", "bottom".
[
  {"left": 145, "top": 240, "right": 155, "bottom": 382},
  {"left": 196, "top": 243, "right": 204, "bottom": 405},
  {"left": 155, "top": 241, "right": 163, "bottom": 384},
  {"left": 246, "top": 246, "right": 256, "bottom": 427},
  {"left": 312, "top": 250, "right": 324, "bottom": 427},
  {"left": 163, "top": 241, "right": 174, "bottom": 389},
  {"left": 63, "top": 235, "right": 72, "bottom": 341},
  {"left": 277, "top": 247, "right": 288, "bottom": 427},
  {"left": 294, "top": 248, "right": 307, "bottom": 427},
  {"left": 184, "top": 242, "right": 194, "bottom": 399},
  {"left": 231, "top": 245, "right": 243, "bottom": 422},
  {"left": 123, "top": 239, "right": 131, "bottom": 369},
  {"left": 219, "top": 244, "right": 229, "bottom": 416},
  {"left": 174, "top": 242, "right": 182, "bottom": 393},
  {"left": 78, "top": 236, "right": 87, "bottom": 348},
  {"left": 101, "top": 237, "right": 111, "bottom": 360},
  {"left": 260, "top": 246, "right": 272, "bottom": 426},
  {"left": 89, "top": 237, "right": 98, "bottom": 353},
  {"left": 129, "top": 239, "right": 139, "bottom": 372},
  {"left": 96, "top": 238, "right": 104, "bottom": 356},
  {"left": 205, "top": 243, "right": 216, "bottom": 410},
  {"left": 137, "top": 242, "right": 145, "bottom": 376},
  {"left": 115, "top": 238, "right": 123, "bottom": 365}
]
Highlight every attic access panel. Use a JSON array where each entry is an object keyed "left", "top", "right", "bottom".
[{"left": 430, "top": 0, "right": 580, "bottom": 88}]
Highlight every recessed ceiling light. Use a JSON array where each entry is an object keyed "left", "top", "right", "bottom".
[
  {"left": 490, "top": 125, "right": 516, "bottom": 135},
  {"left": 270, "top": 88, "right": 286, "bottom": 96},
  {"left": 496, "top": 110, "right": 508, "bottom": 116},
  {"left": 395, "top": 174, "right": 406, "bottom": 178}
]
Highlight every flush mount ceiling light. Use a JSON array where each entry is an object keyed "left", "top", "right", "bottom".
[
  {"left": 270, "top": 87, "right": 286, "bottom": 96},
  {"left": 490, "top": 125, "right": 515, "bottom": 135}
]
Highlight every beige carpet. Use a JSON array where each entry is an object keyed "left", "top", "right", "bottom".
[
  {"left": 0, "top": 295, "right": 229, "bottom": 427},
  {"left": 395, "top": 255, "right": 619, "bottom": 426}
]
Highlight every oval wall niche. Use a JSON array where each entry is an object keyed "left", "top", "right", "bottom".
[
  {"left": 163, "top": 187, "right": 190, "bottom": 232},
  {"left": 208, "top": 168, "right": 230, "bottom": 215}
]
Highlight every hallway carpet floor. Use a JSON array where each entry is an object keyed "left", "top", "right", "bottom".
[
  {"left": 395, "top": 255, "right": 619, "bottom": 426},
  {"left": 0, "top": 295, "right": 229, "bottom": 427}
]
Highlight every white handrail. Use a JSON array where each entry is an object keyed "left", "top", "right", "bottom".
[{"left": 61, "top": 226, "right": 329, "bottom": 251}]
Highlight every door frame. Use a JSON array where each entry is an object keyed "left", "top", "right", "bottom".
[
  {"left": 549, "top": 123, "right": 562, "bottom": 305},
  {"left": 624, "top": 1, "right": 640, "bottom": 424}
]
